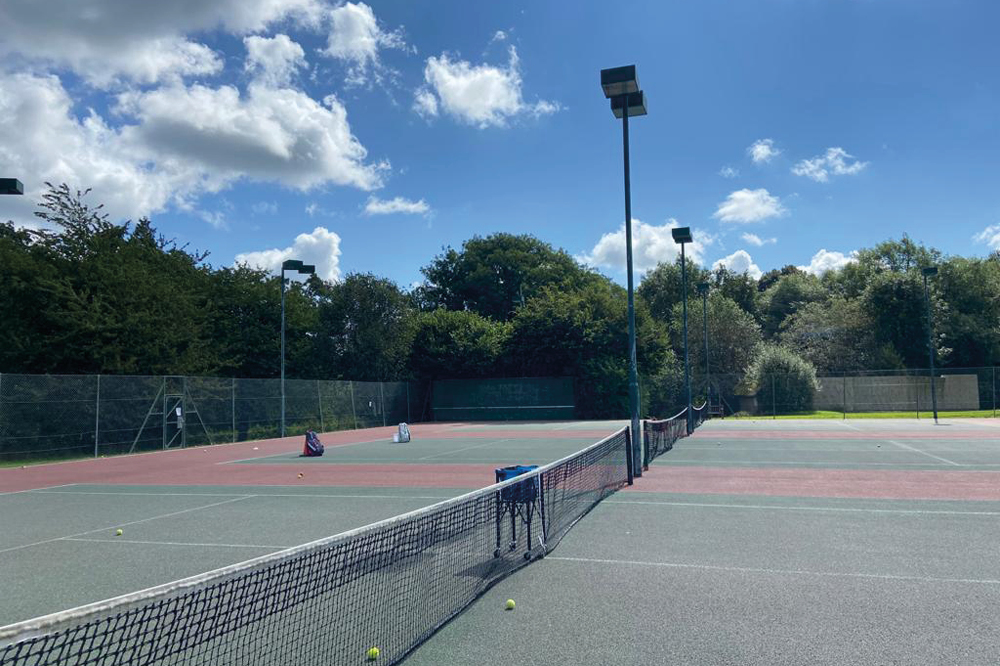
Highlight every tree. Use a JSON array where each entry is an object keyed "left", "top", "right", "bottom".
[
  {"left": 637, "top": 257, "right": 711, "bottom": 323},
  {"left": 710, "top": 266, "right": 759, "bottom": 320},
  {"left": 408, "top": 309, "right": 510, "bottom": 379},
  {"left": 757, "top": 265, "right": 801, "bottom": 292},
  {"left": 313, "top": 273, "right": 415, "bottom": 381},
  {"left": 759, "top": 272, "right": 827, "bottom": 338},
  {"left": 739, "top": 344, "right": 819, "bottom": 414},
  {"left": 417, "top": 233, "right": 599, "bottom": 320},
  {"left": 934, "top": 257, "right": 1000, "bottom": 367},
  {"left": 861, "top": 271, "right": 942, "bottom": 368},
  {"left": 670, "top": 293, "right": 761, "bottom": 407},
  {"left": 505, "top": 282, "right": 671, "bottom": 418},
  {"left": 779, "top": 297, "right": 894, "bottom": 372}
]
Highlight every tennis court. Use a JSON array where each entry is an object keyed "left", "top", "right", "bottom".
[
  {"left": 4, "top": 416, "right": 1000, "bottom": 665},
  {"left": 403, "top": 417, "right": 1000, "bottom": 666}
]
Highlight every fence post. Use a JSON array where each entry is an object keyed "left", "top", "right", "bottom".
[
  {"left": 771, "top": 375, "right": 776, "bottom": 419},
  {"left": 994, "top": 366, "right": 997, "bottom": 418},
  {"left": 317, "top": 380, "right": 325, "bottom": 432},
  {"left": 915, "top": 373, "right": 920, "bottom": 419},
  {"left": 231, "top": 378, "right": 237, "bottom": 443},
  {"left": 94, "top": 374, "right": 101, "bottom": 458},
  {"left": 350, "top": 381, "right": 358, "bottom": 430},
  {"left": 842, "top": 371, "right": 847, "bottom": 420},
  {"left": 379, "top": 382, "right": 386, "bottom": 427},
  {"left": 406, "top": 383, "right": 411, "bottom": 423}
]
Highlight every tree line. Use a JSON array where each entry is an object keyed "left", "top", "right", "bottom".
[{"left": 2, "top": 184, "right": 999, "bottom": 418}]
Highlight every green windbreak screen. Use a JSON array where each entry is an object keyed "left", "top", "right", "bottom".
[{"left": 432, "top": 377, "right": 574, "bottom": 421}]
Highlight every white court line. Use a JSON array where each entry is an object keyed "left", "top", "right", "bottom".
[
  {"left": 416, "top": 438, "right": 514, "bottom": 460},
  {"left": 31, "top": 490, "right": 455, "bottom": 501},
  {"left": 887, "top": 440, "right": 962, "bottom": 466},
  {"left": 548, "top": 556, "right": 1000, "bottom": 586},
  {"left": 217, "top": 437, "right": 392, "bottom": 465},
  {"left": 64, "top": 537, "right": 285, "bottom": 550},
  {"left": 0, "top": 496, "right": 254, "bottom": 556},
  {"left": 650, "top": 459, "right": 964, "bottom": 467},
  {"left": 606, "top": 499, "right": 1000, "bottom": 516},
  {"left": 838, "top": 421, "right": 864, "bottom": 432},
  {"left": 0, "top": 483, "right": 78, "bottom": 497}
]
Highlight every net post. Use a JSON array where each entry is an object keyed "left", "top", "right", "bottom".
[
  {"left": 406, "top": 382, "right": 411, "bottom": 423},
  {"left": 94, "top": 374, "right": 101, "bottom": 458},
  {"left": 624, "top": 425, "right": 634, "bottom": 485}
]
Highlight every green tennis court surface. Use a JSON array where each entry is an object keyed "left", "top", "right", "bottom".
[{"left": 4, "top": 416, "right": 1000, "bottom": 665}]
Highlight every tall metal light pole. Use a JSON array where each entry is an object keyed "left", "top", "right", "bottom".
[
  {"left": 601, "top": 65, "right": 647, "bottom": 480},
  {"left": 921, "top": 266, "right": 939, "bottom": 424},
  {"left": 0, "top": 179, "right": 24, "bottom": 196},
  {"left": 280, "top": 259, "right": 316, "bottom": 438},
  {"left": 697, "top": 282, "right": 710, "bottom": 412},
  {"left": 672, "top": 228, "right": 694, "bottom": 433}
]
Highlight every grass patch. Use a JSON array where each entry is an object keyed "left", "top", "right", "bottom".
[{"left": 731, "top": 409, "right": 997, "bottom": 420}]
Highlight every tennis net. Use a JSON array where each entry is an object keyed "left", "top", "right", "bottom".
[
  {"left": 0, "top": 428, "right": 629, "bottom": 666},
  {"left": 642, "top": 402, "right": 708, "bottom": 468}
]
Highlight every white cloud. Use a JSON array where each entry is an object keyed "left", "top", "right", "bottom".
[
  {"left": 322, "top": 2, "right": 408, "bottom": 87},
  {"left": 747, "top": 139, "right": 780, "bottom": 164},
  {"left": 412, "top": 88, "right": 439, "bottom": 119},
  {"left": 713, "top": 188, "right": 786, "bottom": 223},
  {"left": 718, "top": 166, "right": 739, "bottom": 178},
  {"left": 416, "top": 46, "right": 559, "bottom": 128},
  {"left": 741, "top": 232, "right": 776, "bottom": 246},
  {"left": 244, "top": 34, "right": 307, "bottom": 86},
  {"left": 0, "top": 0, "right": 322, "bottom": 86},
  {"left": 0, "top": 73, "right": 382, "bottom": 225},
  {"left": 491, "top": 30, "right": 508, "bottom": 43},
  {"left": 973, "top": 224, "right": 1000, "bottom": 250},
  {"left": 579, "top": 218, "right": 712, "bottom": 275},
  {"left": 116, "top": 82, "right": 384, "bottom": 191},
  {"left": 235, "top": 226, "right": 342, "bottom": 281},
  {"left": 792, "top": 147, "right": 868, "bottom": 183},
  {"left": 200, "top": 210, "right": 228, "bottom": 229},
  {"left": 797, "top": 249, "right": 858, "bottom": 275},
  {"left": 712, "top": 250, "right": 762, "bottom": 279},
  {"left": 364, "top": 196, "right": 430, "bottom": 216},
  {"left": 251, "top": 201, "right": 278, "bottom": 215}
]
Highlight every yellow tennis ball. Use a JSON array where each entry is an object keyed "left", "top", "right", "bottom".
[
  {"left": 115, "top": 529, "right": 123, "bottom": 536},
  {"left": 366, "top": 646, "right": 380, "bottom": 660},
  {"left": 505, "top": 599, "right": 515, "bottom": 610}
]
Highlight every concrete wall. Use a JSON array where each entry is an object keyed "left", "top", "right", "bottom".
[{"left": 814, "top": 374, "right": 980, "bottom": 412}]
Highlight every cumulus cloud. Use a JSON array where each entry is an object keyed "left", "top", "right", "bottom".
[
  {"left": 0, "top": 0, "right": 321, "bottom": 86},
  {"left": 0, "top": 73, "right": 382, "bottom": 225},
  {"left": 321, "top": 1, "right": 408, "bottom": 87},
  {"left": 973, "top": 224, "right": 1000, "bottom": 250},
  {"left": 244, "top": 34, "right": 307, "bottom": 86},
  {"left": 713, "top": 188, "right": 786, "bottom": 223},
  {"left": 364, "top": 196, "right": 430, "bottom": 216},
  {"left": 415, "top": 46, "right": 559, "bottom": 128},
  {"left": 747, "top": 139, "right": 780, "bottom": 164},
  {"left": 797, "top": 249, "right": 858, "bottom": 275},
  {"left": 718, "top": 166, "right": 739, "bottom": 178},
  {"left": 579, "top": 218, "right": 712, "bottom": 275},
  {"left": 712, "top": 250, "right": 762, "bottom": 279},
  {"left": 741, "top": 233, "right": 776, "bottom": 246},
  {"left": 792, "top": 147, "right": 868, "bottom": 182},
  {"left": 491, "top": 30, "right": 508, "bottom": 43},
  {"left": 235, "top": 226, "right": 342, "bottom": 281}
]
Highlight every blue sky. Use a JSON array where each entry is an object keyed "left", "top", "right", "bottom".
[{"left": 2, "top": 0, "right": 999, "bottom": 286}]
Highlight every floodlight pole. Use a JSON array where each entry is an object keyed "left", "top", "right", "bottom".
[
  {"left": 681, "top": 245, "right": 692, "bottom": 433},
  {"left": 280, "top": 259, "right": 316, "bottom": 438},
  {"left": 621, "top": 105, "right": 643, "bottom": 478},
  {"left": 699, "top": 283, "right": 709, "bottom": 411},
  {"left": 280, "top": 265, "right": 288, "bottom": 438},
  {"left": 922, "top": 267, "right": 939, "bottom": 424}
]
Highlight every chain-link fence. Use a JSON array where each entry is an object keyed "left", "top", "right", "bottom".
[
  {"left": 0, "top": 374, "right": 430, "bottom": 462},
  {"left": 706, "top": 367, "right": 998, "bottom": 418}
]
